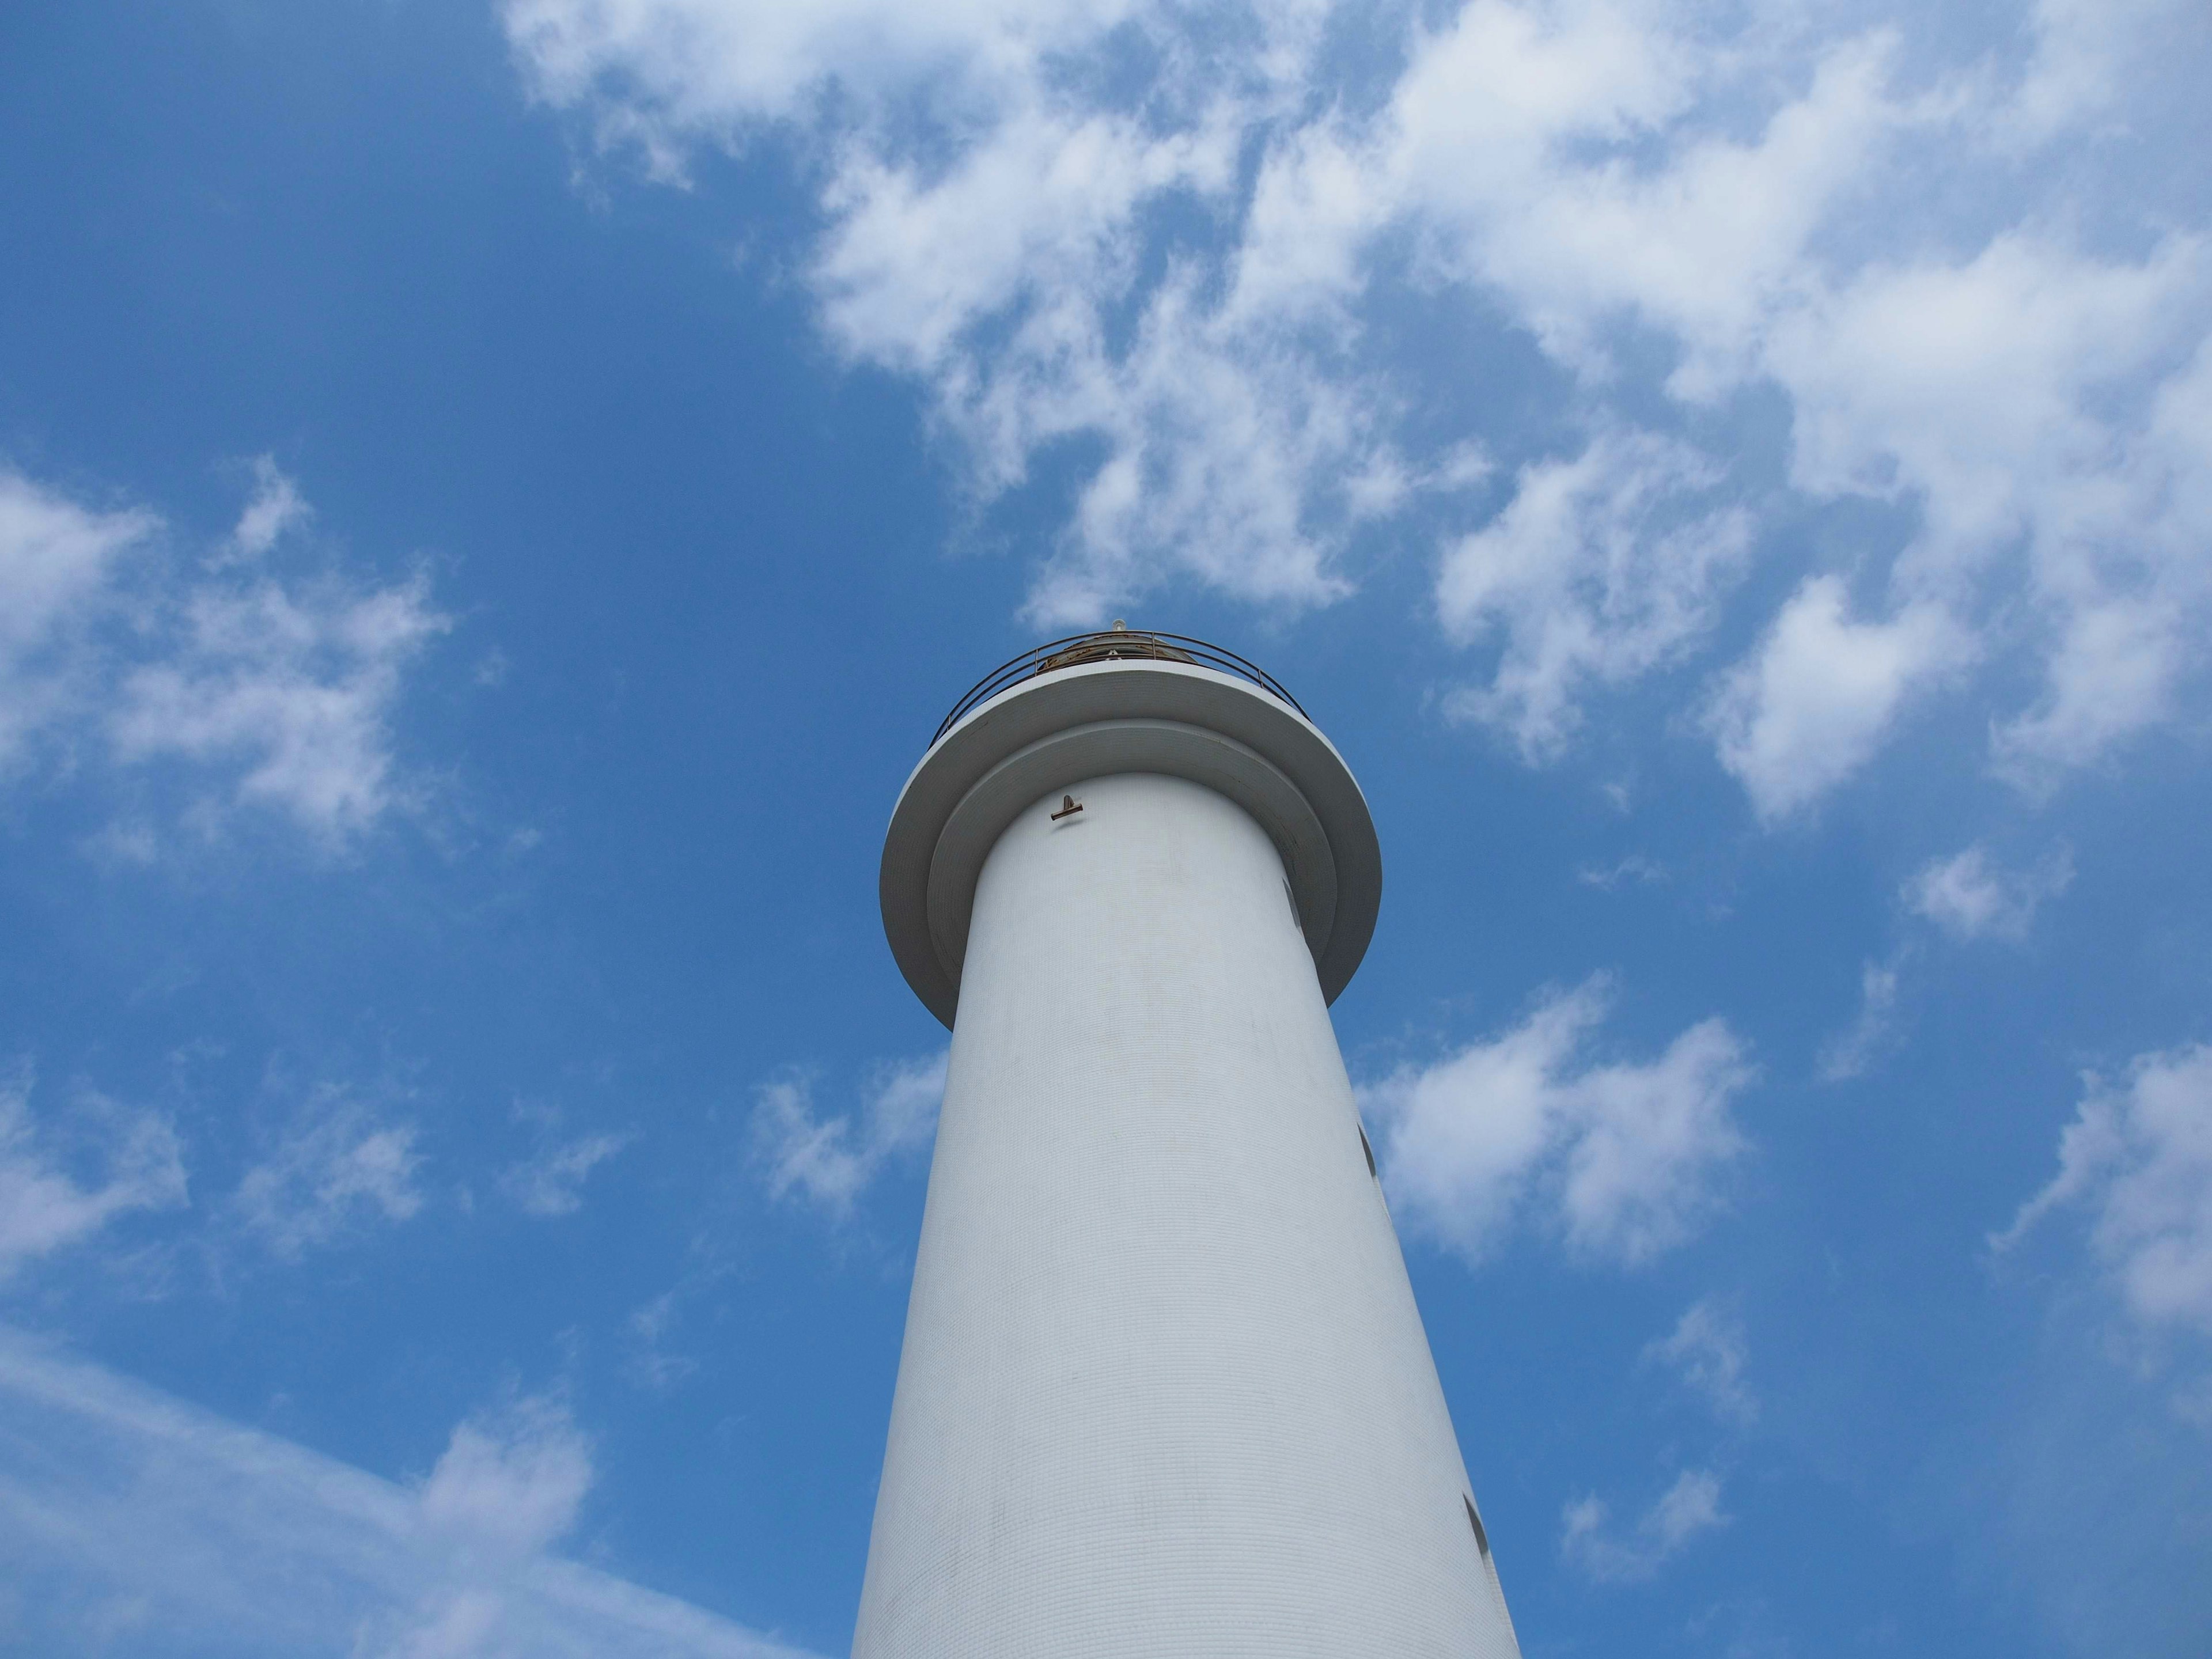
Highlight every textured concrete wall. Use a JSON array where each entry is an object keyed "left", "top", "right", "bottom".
[{"left": 853, "top": 771, "right": 1520, "bottom": 1658}]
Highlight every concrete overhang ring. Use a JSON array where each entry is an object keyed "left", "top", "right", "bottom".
[{"left": 881, "top": 660, "right": 1383, "bottom": 1029}]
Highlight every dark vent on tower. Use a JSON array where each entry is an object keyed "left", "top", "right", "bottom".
[
  {"left": 1465, "top": 1495, "right": 1490, "bottom": 1558},
  {"left": 1358, "top": 1123, "right": 1377, "bottom": 1180}
]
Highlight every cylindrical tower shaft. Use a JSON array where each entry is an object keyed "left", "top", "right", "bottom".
[
  {"left": 855, "top": 769, "right": 1517, "bottom": 1656},
  {"left": 866, "top": 637, "right": 1520, "bottom": 1658}
]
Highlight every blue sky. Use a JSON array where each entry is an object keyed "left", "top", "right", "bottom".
[{"left": 2, "top": 1, "right": 2209, "bottom": 1654}]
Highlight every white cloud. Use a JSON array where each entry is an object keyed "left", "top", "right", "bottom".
[
  {"left": 1561, "top": 1467, "right": 1728, "bottom": 1583},
  {"left": 1906, "top": 843, "right": 2073, "bottom": 942},
  {"left": 625, "top": 1289, "right": 699, "bottom": 1391},
  {"left": 1362, "top": 978, "right": 1753, "bottom": 1267},
  {"left": 1770, "top": 229, "right": 2211, "bottom": 796},
  {"left": 504, "top": 0, "right": 1161, "bottom": 169},
  {"left": 1772, "top": 232, "right": 2203, "bottom": 558},
  {"left": 0, "top": 1328, "right": 816, "bottom": 1658},
  {"left": 752, "top": 1050, "right": 947, "bottom": 1219},
  {"left": 1991, "top": 325, "right": 2212, "bottom": 782},
  {"left": 415, "top": 1397, "right": 588, "bottom": 1551},
  {"left": 1375, "top": 17, "right": 1907, "bottom": 394},
  {"left": 226, "top": 454, "right": 313, "bottom": 562},
  {"left": 506, "top": 0, "right": 2212, "bottom": 818},
  {"left": 1997, "top": 597, "right": 2188, "bottom": 782},
  {"left": 356, "top": 1396, "right": 599, "bottom": 1658},
  {"left": 815, "top": 119, "right": 1390, "bottom": 626},
  {"left": 1577, "top": 853, "right": 1665, "bottom": 890},
  {"left": 2008, "top": 0, "right": 2196, "bottom": 137},
  {"left": 1706, "top": 577, "right": 1970, "bottom": 822},
  {"left": 1437, "top": 429, "right": 1752, "bottom": 759},
  {"left": 1995, "top": 1043, "right": 2212, "bottom": 1339},
  {"left": 0, "top": 469, "right": 157, "bottom": 769},
  {"left": 1817, "top": 952, "right": 1907, "bottom": 1084},
  {"left": 233, "top": 1085, "right": 425, "bottom": 1259},
  {"left": 1644, "top": 1298, "right": 1755, "bottom": 1424},
  {"left": 108, "top": 567, "right": 448, "bottom": 842},
  {"left": 0, "top": 463, "right": 447, "bottom": 843},
  {"left": 500, "top": 1132, "right": 630, "bottom": 1217},
  {"left": 510, "top": 0, "right": 1370, "bottom": 625},
  {"left": 0, "top": 1067, "right": 187, "bottom": 1281}
]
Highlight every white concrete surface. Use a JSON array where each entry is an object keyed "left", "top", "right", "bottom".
[
  {"left": 855, "top": 762, "right": 1521, "bottom": 1657},
  {"left": 880, "top": 661, "right": 1381, "bottom": 1026}
]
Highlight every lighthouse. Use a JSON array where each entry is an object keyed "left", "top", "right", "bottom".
[{"left": 859, "top": 627, "right": 1521, "bottom": 1658}]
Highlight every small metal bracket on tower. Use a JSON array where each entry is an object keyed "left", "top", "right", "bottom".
[{"left": 1050, "top": 794, "right": 1084, "bottom": 820}]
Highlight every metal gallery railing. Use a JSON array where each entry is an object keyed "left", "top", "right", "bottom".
[{"left": 932, "top": 628, "right": 1308, "bottom": 744}]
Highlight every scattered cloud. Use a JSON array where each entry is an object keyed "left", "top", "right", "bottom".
[
  {"left": 361, "top": 1394, "right": 597, "bottom": 1654},
  {"left": 1438, "top": 429, "right": 1752, "bottom": 760},
  {"left": 507, "top": 0, "right": 2212, "bottom": 820},
  {"left": 0, "top": 1328, "right": 817, "bottom": 1657},
  {"left": 0, "top": 463, "right": 447, "bottom": 844},
  {"left": 1906, "top": 843, "right": 2074, "bottom": 943},
  {"left": 108, "top": 563, "right": 448, "bottom": 843},
  {"left": 225, "top": 454, "right": 313, "bottom": 563},
  {"left": 1644, "top": 1299, "right": 1756, "bottom": 1425},
  {"left": 0, "top": 1066, "right": 187, "bottom": 1282},
  {"left": 752, "top": 1050, "right": 947, "bottom": 1219},
  {"left": 501, "top": 1131, "right": 630, "bottom": 1218},
  {"left": 1562, "top": 1467, "right": 1729, "bottom": 1584},
  {"left": 1705, "top": 577, "right": 1971, "bottom": 823},
  {"left": 0, "top": 469, "right": 157, "bottom": 770},
  {"left": 1817, "top": 951, "right": 1908, "bottom": 1084},
  {"left": 233, "top": 1084, "right": 425, "bottom": 1259},
  {"left": 1361, "top": 978, "right": 1753, "bottom": 1267},
  {"left": 1995, "top": 1043, "right": 2212, "bottom": 1341},
  {"left": 625, "top": 1289, "right": 698, "bottom": 1392},
  {"left": 2006, "top": 0, "right": 2200, "bottom": 138},
  {"left": 1577, "top": 854, "right": 1665, "bottom": 891}
]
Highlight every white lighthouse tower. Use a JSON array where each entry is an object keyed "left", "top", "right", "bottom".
[{"left": 859, "top": 628, "right": 1521, "bottom": 1658}]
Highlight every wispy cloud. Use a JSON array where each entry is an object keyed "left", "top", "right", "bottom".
[
  {"left": 1644, "top": 1298, "right": 1756, "bottom": 1425},
  {"left": 752, "top": 1050, "right": 947, "bottom": 1220},
  {"left": 500, "top": 1127, "right": 630, "bottom": 1218},
  {"left": 1705, "top": 578, "right": 1973, "bottom": 824},
  {"left": 1439, "top": 427, "right": 1751, "bottom": 761},
  {"left": 1820, "top": 846, "right": 2069, "bottom": 1082},
  {"left": 0, "top": 462, "right": 447, "bottom": 845},
  {"left": 1362, "top": 978, "right": 1753, "bottom": 1267},
  {"left": 0, "top": 1329, "right": 819, "bottom": 1658},
  {"left": 1995, "top": 1043, "right": 2212, "bottom": 1342},
  {"left": 1817, "top": 950, "right": 1908, "bottom": 1084},
  {"left": 0, "top": 469, "right": 157, "bottom": 771},
  {"left": 1906, "top": 843, "right": 2074, "bottom": 944},
  {"left": 224, "top": 454, "right": 313, "bottom": 563},
  {"left": 1561, "top": 1467, "right": 1729, "bottom": 1584},
  {"left": 108, "top": 566, "right": 446, "bottom": 843},
  {"left": 232, "top": 1084, "right": 425, "bottom": 1259},
  {"left": 624, "top": 1289, "right": 699, "bottom": 1392},
  {"left": 0, "top": 1066, "right": 187, "bottom": 1282},
  {"left": 1577, "top": 854, "right": 1665, "bottom": 891},
  {"left": 507, "top": 0, "right": 2212, "bottom": 820},
  {"left": 361, "top": 1393, "right": 596, "bottom": 1656}
]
